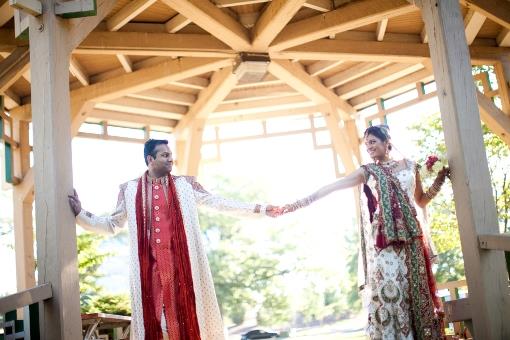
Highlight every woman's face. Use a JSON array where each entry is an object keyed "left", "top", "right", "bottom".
[{"left": 364, "top": 134, "right": 389, "bottom": 160}]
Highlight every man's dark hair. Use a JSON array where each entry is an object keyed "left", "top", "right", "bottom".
[{"left": 144, "top": 139, "right": 169, "bottom": 165}]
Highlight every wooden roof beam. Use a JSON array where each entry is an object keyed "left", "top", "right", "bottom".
[
  {"left": 270, "top": 38, "right": 510, "bottom": 64},
  {"left": 0, "top": 46, "right": 29, "bottom": 93},
  {"left": 336, "top": 63, "right": 424, "bottom": 99},
  {"left": 269, "top": 0, "right": 416, "bottom": 51},
  {"left": 160, "top": 0, "right": 251, "bottom": 50},
  {"left": 106, "top": 0, "right": 157, "bottom": 32},
  {"left": 251, "top": 0, "right": 307, "bottom": 50},
  {"left": 174, "top": 66, "right": 238, "bottom": 134},
  {"left": 223, "top": 84, "right": 297, "bottom": 103},
  {"left": 460, "top": 0, "right": 510, "bottom": 30},
  {"left": 170, "top": 76, "right": 209, "bottom": 90},
  {"left": 10, "top": 57, "right": 233, "bottom": 121},
  {"left": 129, "top": 88, "right": 196, "bottom": 106},
  {"left": 214, "top": 0, "right": 269, "bottom": 6},
  {"left": 116, "top": 54, "right": 133, "bottom": 72},
  {"left": 75, "top": 32, "right": 235, "bottom": 58},
  {"left": 267, "top": 59, "right": 354, "bottom": 120}
]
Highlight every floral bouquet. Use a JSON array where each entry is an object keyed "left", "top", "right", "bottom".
[{"left": 422, "top": 154, "right": 449, "bottom": 181}]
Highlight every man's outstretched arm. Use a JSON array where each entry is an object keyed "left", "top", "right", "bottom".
[
  {"left": 68, "top": 186, "right": 128, "bottom": 235},
  {"left": 186, "top": 177, "right": 281, "bottom": 217}
]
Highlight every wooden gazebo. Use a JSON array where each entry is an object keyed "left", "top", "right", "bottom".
[{"left": 1, "top": 0, "right": 510, "bottom": 338}]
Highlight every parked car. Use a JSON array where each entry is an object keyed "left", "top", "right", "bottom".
[{"left": 240, "top": 329, "right": 279, "bottom": 339}]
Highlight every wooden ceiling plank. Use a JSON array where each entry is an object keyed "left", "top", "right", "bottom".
[
  {"left": 89, "top": 109, "right": 175, "bottom": 127},
  {"left": 160, "top": 0, "right": 251, "bottom": 50},
  {"left": 349, "top": 68, "right": 433, "bottom": 108},
  {"left": 251, "top": 0, "right": 307, "bottom": 50},
  {"left": 323, "top": 62, "right": 388, "bottom": 88},
  {"left": 223, "top": 84, "right": 296, "bottom": 103},
  {"left": 464, "top": 9, "right": 486, "bottom": 45},
  {"left": 267, "top": 59, "right": 354, "bottom": 119},
  {"left": 170, "top": 76, "right": 209, "bottom": 90},
  {"left": 460, "top": 0, "right": 510, "bottom": 30},
  {"left": 269, "top": 0, "right": 416, "bottom": 51},
  {"left": 106, "top": 0, "right": 157, "bottom": 32},
  {"left": 69, "top": 56, "right": 89, "bottom": 86},
  {"left": 214, "top": 95, "right": 315, "bottom": 116},
  {"left": 270, "top": 38, "right": 509, "bottom": 64},
  {"left": 174, "top": 66, "right": 238, "bottom": 134},
  {"left": 165, "top": 14, "right": 192, "bottom": 33},
  {"left": 10, "top": 57, "right": 234, "bottom": 121},
  {"left": 336, "top": 63, "right": 424, "bottom": 99},
  {"left": 306, "top": 60, "right": 344, "bottom": 77},
  {"left": 96, "top": 97, "right": 187, "bottom": 117},
  {"left": 214, "top": 0, "right": 269, "bottom": 7},
  {"left": 129, "top": 88, "right": 196, "bottom": 106}
]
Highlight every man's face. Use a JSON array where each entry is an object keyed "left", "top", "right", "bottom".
[{"left": 148, "top": 144, "right": 173, "bottom": 174}]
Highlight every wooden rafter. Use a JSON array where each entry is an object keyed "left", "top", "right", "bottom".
[
  {"left": 116, "top": 54, "right": 133, "bottom": 72},
  {"left": 306, "top": 60, "right": 344, "bottom": 77},
  {"left": 460, "top": 0, "right": 510, "bottom": 30},
  {"left": 106, "top": 0, "right": 157, "bottom": 32},
  {"left": 267, "top": 59, "right": 354, "bottom": 120},
  {"left": 376, "top": 18, "right": 389, "bottom": 41},
  {"left": 160, "top": 0, "right": 251, "bottom": 50},
  {"left": 224, "top": 84, "right": 296, "bottom": 103},
  {"left": 174, "top": 66, "right": 238, "bottom": 134},
  {"left": 269, "top": 0, "right": 416, "bottom": 51},
  {"left": 0, "top": 46, "right": 30, "bottom": 93},
  {"left": 165, "top": 14, "right": 192, "bottom": 33},
  {"left": 251, "top": 0, "right": 307, "bottom": 50},
  {"left": 69, "top": 56, "right": 89, "bottom": 86},
  {"left": 497, "top": 28, "right": 510, "bottom": 47},
  {"left": 214, "top": 94, "right": 314, "bottom": 116},
  {"left": 304, "top": 0, "right": 333, "bottom": 12}
]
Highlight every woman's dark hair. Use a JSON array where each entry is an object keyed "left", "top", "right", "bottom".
[
  {"left": 144, "top": 139, "right": 169, "bottom": 165},
  {"left": 363, "top": 125, "right": 392, "bottom": 150}
]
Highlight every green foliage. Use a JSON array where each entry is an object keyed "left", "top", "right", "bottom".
[
  {"left": 410, "top": 110, "right": 510, "bottom": 282},
  {"left": 341, "top": 225, "right": 362, "bottom": 313},
  {"left": 198, "top": 178, "right": 295, "bottom": 326},
  {"left": 77, "top": 232, "right": 131, "bottom": 315}
]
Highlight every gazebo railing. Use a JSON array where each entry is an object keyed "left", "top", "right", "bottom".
[
  {"left": 0, "top": 283, "right": 52, "bottom": 340},
  {"left": 437, "top": 279, "right": 471, "bottom": 339}
]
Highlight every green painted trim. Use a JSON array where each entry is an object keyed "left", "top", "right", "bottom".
[
  {"left": 4, "top": 142, "right": 13, "bottom": 184},
  {"left": 60, "top": 0, "right": 97, "bottom": 18}
]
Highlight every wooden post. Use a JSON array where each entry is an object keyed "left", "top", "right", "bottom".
[
  {"left": 418, "top": 0, "right": 510, "bottom": 338},
  {"left": 176, "top": 119, "right": 205, "bottom": 176},
  {"left": 494, "top": 61, "right": 510, "bottom": 115},
  {"left": 12, "top": 119, "right": 35, "bottom": 294},
  {"left": 29, "top": 2, "right": 82, "bottom": 338}
]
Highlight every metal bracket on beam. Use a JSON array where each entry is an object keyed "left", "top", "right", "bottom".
[
  {"left": 9, "top": 0, "right": 42, "bottom": 16},
  {"left": 55, "top": 0, "right": 96, "bottom": 18},
  {"left": 234, "top": 53, "right": 270, "bottom": 83}
]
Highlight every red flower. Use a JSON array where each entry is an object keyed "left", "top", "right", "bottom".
[{"left": 425, "top": 155, "right": 439, "bottom": 172}]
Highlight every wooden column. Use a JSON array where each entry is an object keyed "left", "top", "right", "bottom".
[
  {"left": 29, "top": 2, "right": 81, "bottom": 338},
  {"left": 418, "top": 0, "right": 510, "bottom": 338},
  {"left": 12, "top": 119, "right": 35, "bottom": 293},
  {"left": 176, "top": 119, "right": 205, "bottom": 176},
  {"left": 495, "top": 60, "right": 510, "bottom": 115}
]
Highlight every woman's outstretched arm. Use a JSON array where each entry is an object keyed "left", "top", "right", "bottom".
[
  {"left": 284, "top": 167, "right": 366, "bottom": 213},
  {"left": 414, "top": 166, "right": 449, "bottom": 208}
]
